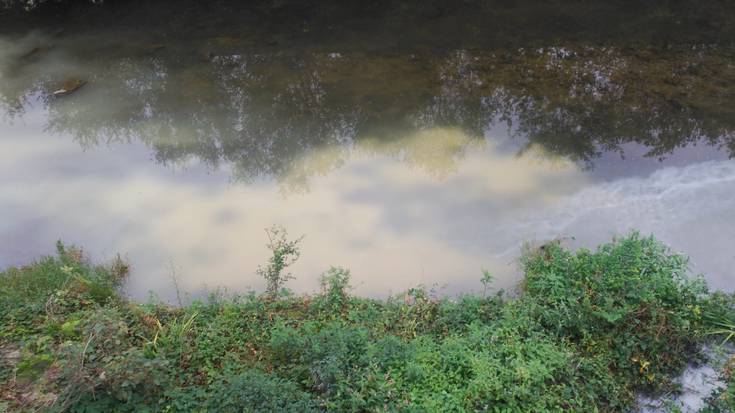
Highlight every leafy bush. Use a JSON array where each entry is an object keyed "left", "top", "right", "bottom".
[
  {"left": 0, "top": 242, "right": 127, "bottom": 342},
  {"left": 313, "top": 267, "right": 352, "bottom": 316},
  {"left": 205, "top": 369, "right": 317, "bottom": 412},
  {"left": 256, "top": 225, "right": 303, "bottom": 299},
  {"left": 521, "top": 233, "right": 708, "bottom": 391},
  {"left": 1, "top": 233, "right": 730, "bottom": 412}
]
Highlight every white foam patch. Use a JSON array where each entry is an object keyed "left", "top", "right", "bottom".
[
  {"left": 637, "top": 345, "right": 733, "bottom": 413},
  {"left": 505, "top": 160, "right": 735, "bottom": 290}
]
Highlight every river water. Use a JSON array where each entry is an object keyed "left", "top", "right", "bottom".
[{"left": 1, "top": 1, "right": 734, "bottom": 302}]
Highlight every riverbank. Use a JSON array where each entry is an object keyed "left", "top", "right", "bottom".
[{"left": 1, "top": 233, "right": 734, "bottom": 412}]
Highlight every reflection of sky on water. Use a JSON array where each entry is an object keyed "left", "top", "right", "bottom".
[
  {"left": 0, "top": 107, "right": 581, "bottom": 300},
  {"left": 2, "top": 102, "right": 734, "bottom": 302},
  {"left": 2, "top": 24, "right": 735, "bottom": 302}
]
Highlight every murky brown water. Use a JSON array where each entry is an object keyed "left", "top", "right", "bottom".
[{"left": 1, "top": 1, "right": 734, "bottom": 301}]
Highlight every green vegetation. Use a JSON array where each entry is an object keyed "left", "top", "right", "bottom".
[
  {"left": 257, "top": 226, "right": 304, "bottom": 299},
  {"left": 1, "top": 233, "right": 734, "bottom": 412}
]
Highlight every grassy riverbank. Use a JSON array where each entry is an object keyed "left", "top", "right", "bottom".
[{"left": 1, "top": 233, "right": 734, "bottom": 412}]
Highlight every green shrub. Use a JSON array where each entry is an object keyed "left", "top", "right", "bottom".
[
  {"left": 0, "top": 233, "right": 725, "bottom": 412},
  {"left": 0, "top": 243, "right": 128, "bottom": 337},
  {"left": 521, "top": 233, "right": 708, "bottom": 392},
  {"left": 205, "top": 369, "right": 318, "bottom": 412},
  {"left": 65, "top": 349, "right": 170, "bottom": 412},
  {"left": 256, "top": 226, "right": 303, "bottom": 299},
  {"left": 316, "top": 267, "right": 352, "bottom": 314}
]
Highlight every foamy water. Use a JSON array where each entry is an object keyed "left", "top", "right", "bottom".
[{"left": 511, "top": 160, "right": 735, "bottom": 290}]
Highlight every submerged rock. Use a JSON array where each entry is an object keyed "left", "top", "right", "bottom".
[{"left": 52, "top": 79, "right": 87, "bottom": 97}]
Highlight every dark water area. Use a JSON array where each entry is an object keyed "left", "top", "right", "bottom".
[{"left": 1, "top": 0, "right": 734, "bottom": 301}]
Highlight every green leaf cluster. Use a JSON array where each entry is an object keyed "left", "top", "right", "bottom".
[{"left": 0, "top": 234, "right": 732, "bottom": 412}]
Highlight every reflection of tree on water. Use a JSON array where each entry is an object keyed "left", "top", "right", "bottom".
[
  {"left": 0, "top": 1, "right": 734, "bottom": 186},
  {"left": 487, "top": 46, "right": 735, "bottom": 164}
]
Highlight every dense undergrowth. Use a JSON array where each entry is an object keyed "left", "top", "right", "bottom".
[{"left": 1, "top": 233, "right": 734, "bottom": 412}]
